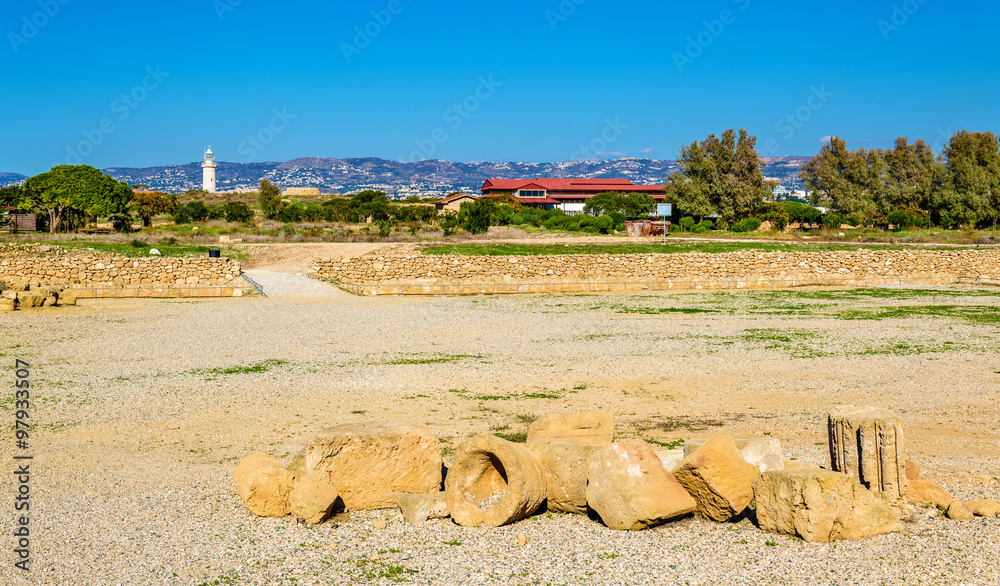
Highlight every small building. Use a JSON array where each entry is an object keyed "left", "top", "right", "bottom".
[
  {"left": 481, "top": 178, "right": 666, "bottom": 214},
  {"left": 434, "top": 193, "right": 479, "bottom": 214},
  {"left": 285, "top": 187, "right": 322, "bottom": 196},
  {"left": 1, "top": 206, "right": 37, "bottom": 232}
]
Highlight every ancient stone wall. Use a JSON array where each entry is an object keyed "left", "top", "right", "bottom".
[
  {"left": 312, "top": 248, "right": 1000, "bottom": 291},
  {"left": 0, "top": 244, "right": 246, "bottom": 290}
]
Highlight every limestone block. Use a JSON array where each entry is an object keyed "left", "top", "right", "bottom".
[
  {"left": 290, "top": 474, "right": 340, "bottom": 524},
  {"left": 673, "top": 434, "right": 759, "bottom": 521},
  {"left": 964, "top": 498, "right": 1000, "bottom": 517},
  {"left": 904, "top": 460, "right": 920, "bottom": 481},
  {"left": 394, "top": 492, "right": 449, "bottom": 523},
  {"left": 683, "top": 437, "right": 784, "bottom": 473},
  {"left": 527, "top": 439, "right": 601, "bottom": 514},
  {"left": 306, "top": 423, "right": 442, "bottom": 510},
  {"left": 828, "top": 406, "right": 907, "bottom": 503},
  {"left": 586, "top": 440, "right": 696, "bottom": 531},
  {"left": 233, "top": 453, "right": 295, "bottom": 518},
  {"left": 946, "top": 499, "right": 974, "bottom": 521},
  {"left": 907, "top": 478, "right": 953, "bottom": 509},
  {"left": 753, "top": 469, "right": 900, "bottom": 542},
  {"left": 445, "top": 435, "right": 546, "bottom": 527},
  {"left": 526, "top": 411, "right": 614, "bottom": 446}
]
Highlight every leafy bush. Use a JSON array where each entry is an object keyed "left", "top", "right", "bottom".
[
  {"left": 207, "top": 205, "right": 226, "bottom": 221},
  {"left": 822, "top": 214, "right": 844, "bottom": 229},
  {"left": 730, "top": 217, "right": 762, "bottom": 233},
  {"left": 779, "top": 201, "right": 822, "bottom": 228},
  {"left": 756, "top": 203, "right": 789, "bottom": 231},
  {"left": 110, "top": 213, "right": 132, "bottom": 233},
  {"left": 608, "top": 211, "right": 626, "bottom": 231},
  {"left": 678, "top": 216, "right": 696, "bottom": 231},
  {"left": 223, "top": 202, "right": 254, "bottom": 223},
  {"left": 887, "top": 208, "right": 931, "bottom": 231},
  {"left": 277, "top": 202, "right": 304, "bottom": 223},
  {"left": 160, "top": 236, "right": 177, "bottom": 245},
  {"left": 377, "top": 219, "right": 395, "bottom": 237},
  {"left": 439, "top": 211, "right": 460, "bottom": 236},
  {"left": 461, "top": 198, "right": 496, "bottom": 234},
  {"left": 593, "top": 215, "right": 613, "bottom": 234},
  {"left": 281, "top": 224, "right": 297, "bottom": 238},
  {"left": 302, "top": 203, "right": 325, "bottom": 223},
  {"left": 691, "top": 220, "right": 714, "bottom": 234},
  {"left": 492, "top": 204, "right": 516, "bottom": 226},
  {"left": 174, "top": 201, "right": 208, "bottom": 224},
  {"left": 130, "top": 238, "right": 146, "bottom": 248}
]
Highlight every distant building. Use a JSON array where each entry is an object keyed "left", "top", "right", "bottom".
[
  {"left": 434, "top": 193, "right": 479, "bottom": 214},
  {"left": 202, "top": 147, "right": 217, "bottom": 193},
  {"left": 481, "top": 178, "right": 666, "bottom": 214},
  {"left": 284, "top": 187, "right": 322, "bottom": 196},
  {"left": 1, "top": 206, "right": 36, "bottom": 232}
]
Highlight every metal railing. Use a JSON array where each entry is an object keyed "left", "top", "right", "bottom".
[
  {"left": 241, "top": 272, "right": 267, "bottom": 297},
  {"left": 320, "top": 274, "right": 992, "bottom": 297}
]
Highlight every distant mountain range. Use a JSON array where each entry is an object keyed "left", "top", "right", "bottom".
[{"left": 1, "top": 156, "right": 809, "bottom": 197}]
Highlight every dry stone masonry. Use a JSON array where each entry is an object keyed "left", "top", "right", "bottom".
[
  {"left": 312, "top": 248, "right": 1000, "bottom": 294},
  {"left": 234, "top": 409, "right": 1000, "bottom": 539},
  {"left": 0, "top": 243, "right": 247, "bottom": 296}
]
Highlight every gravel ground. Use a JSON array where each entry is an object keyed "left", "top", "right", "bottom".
[{"left": 2, "top": 284, "right": 1000, "bottom": 585}]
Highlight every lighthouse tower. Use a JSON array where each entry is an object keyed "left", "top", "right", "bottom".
[{"left": 202, "top": 147, "right": 217, "bottom": 193}]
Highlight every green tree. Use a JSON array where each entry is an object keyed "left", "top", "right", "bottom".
[
  {"left": 668, "top": 129, "right": 766, "bottom": 223},
  {"left": 883, "top": 137, "right": 935, "bottom": 211},
  {"left": 133, "top": 191, "right": 178, "bottom": 227},
  {"left": 21, "top": 165, "right": 133, "bottom": 233},
  {"left": 941, "top": 130, "right": 1000, "bottom": 228},
  {"left": 0, "top": 185, "right": 24, "bottom": 208},
  {"left": 621, "top": 192, "right": 655, "bottom": 219},
  {"left": 801, "top": 137, "right": 879, "bottom": 219},
  {"left": 461, "top": 198, "right": 496, "bottom": 234},
  {"left": 258, "top": 179, "right": 282, "bottom": 220},
  {"left": 583, "top": 191, "right": 626, "bottom": 216},
  {"left": 348, "top": 190, "right": 391, "bottom": 222}
]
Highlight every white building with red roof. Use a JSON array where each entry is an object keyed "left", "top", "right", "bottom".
[{"left": 480, "top": 178, "right": 666, "bottom": 214}]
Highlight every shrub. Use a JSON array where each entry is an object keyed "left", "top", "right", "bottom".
[
  {"left": 440, "top": 212, "right": 460, "bottom": 237},
  {"left": 593, "top": 214, "right": 613, "bottom": 234},
  {"left": 281, "top": 224, "right": 297, "bottom": 238},
  {"left": 207, "top": 205, "right": 226, "bottom": 221},
  {"left": 377, "top": 219, "right": 395, "bottom": 237},
  {"left": 822, "top": 214, "right": 844, "bottom": 229},
  {"left": 302, "top": 203, "right": 325, "bottom": 223},
  {"left": 130, "top": 238, "right": 146, "bottom": 248},
  {"left": 492, "top": 204, "right": 515, "bottom": 226},
  {"left": 691, "top": 220, "right": 714, "bottom": 234},
  {"left": 678, "top": 216, "right": 696, "bottom": 231},
  {"left": 160, "top": 236, "right": 177, "bottom": 245},
  {"left": 730, "top": 217, "right": 762, "bottom": 233},
  {"left": 184, "top": 201, "right": 209, "bottom": 222},
  {"left": 110, "top": 213, "right": 133, "bottom": 233},
  {"left": 461, "top": 198, "right": 496, "bottom": 234},
  {"left": 756, "top": 203, "right": 789, "bottom": 231},
  {"left": 779, "top": 201, "right": 822, "bottom": 228},
  {"left": 887, "top": 208, "right": 931, "bottom": 232},
  {"left": 277, "top": 202, "right": 304, "bottom": 223},
  {"left": 223, "top": 202, "right": 254, "bottom": 223},
  {"left": 608, "top": 211, "right": 626, "bottom": 231}
]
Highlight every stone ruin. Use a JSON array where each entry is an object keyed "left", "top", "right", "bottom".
[
  {"left": 1, "top": 283, "right": 77, "bottom": 312},
  {"left": 233, "top": 407, "right": 1000, "bottom": 543}
]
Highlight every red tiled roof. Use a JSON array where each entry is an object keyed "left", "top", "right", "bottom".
[
  {"left": 434, "top": 193, "right": 478, "bottom": 204},
  {"left": 482, "top": 178, "right": 664, "bottom": 194}
]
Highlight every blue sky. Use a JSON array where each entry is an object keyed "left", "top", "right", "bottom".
[{"left": 2, "top": 0, "right": 998, "bottom": 174}]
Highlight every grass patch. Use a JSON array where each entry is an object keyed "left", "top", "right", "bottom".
[
  {"left": 46, "top": 240, "right": 248, "bottom": 260},
  {"left": 352, "top": 560, "right": 416, "bottom": 583},
  {"left": 645, "top": 438, "right": 685, "bottom": 450},
  {"left": 494, "top": 431, "right": 528, "bottom": 443},
  {"left": 382, "top": 354, "right": 483, "bottom": 366},
  {"left": 419, "top": 242, "right": 943, "bottom": 257},
  {"left": 188, "top": 359, "right": 289, "bottom": 379}
]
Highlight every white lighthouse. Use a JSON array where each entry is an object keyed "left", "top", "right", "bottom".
[{"left": 202, "top": 146, "right": 217, "bottom": 193}]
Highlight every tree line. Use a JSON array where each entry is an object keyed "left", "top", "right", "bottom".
[{"left": 802, "top": 132, "right": 1000, "bottom": 229}]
